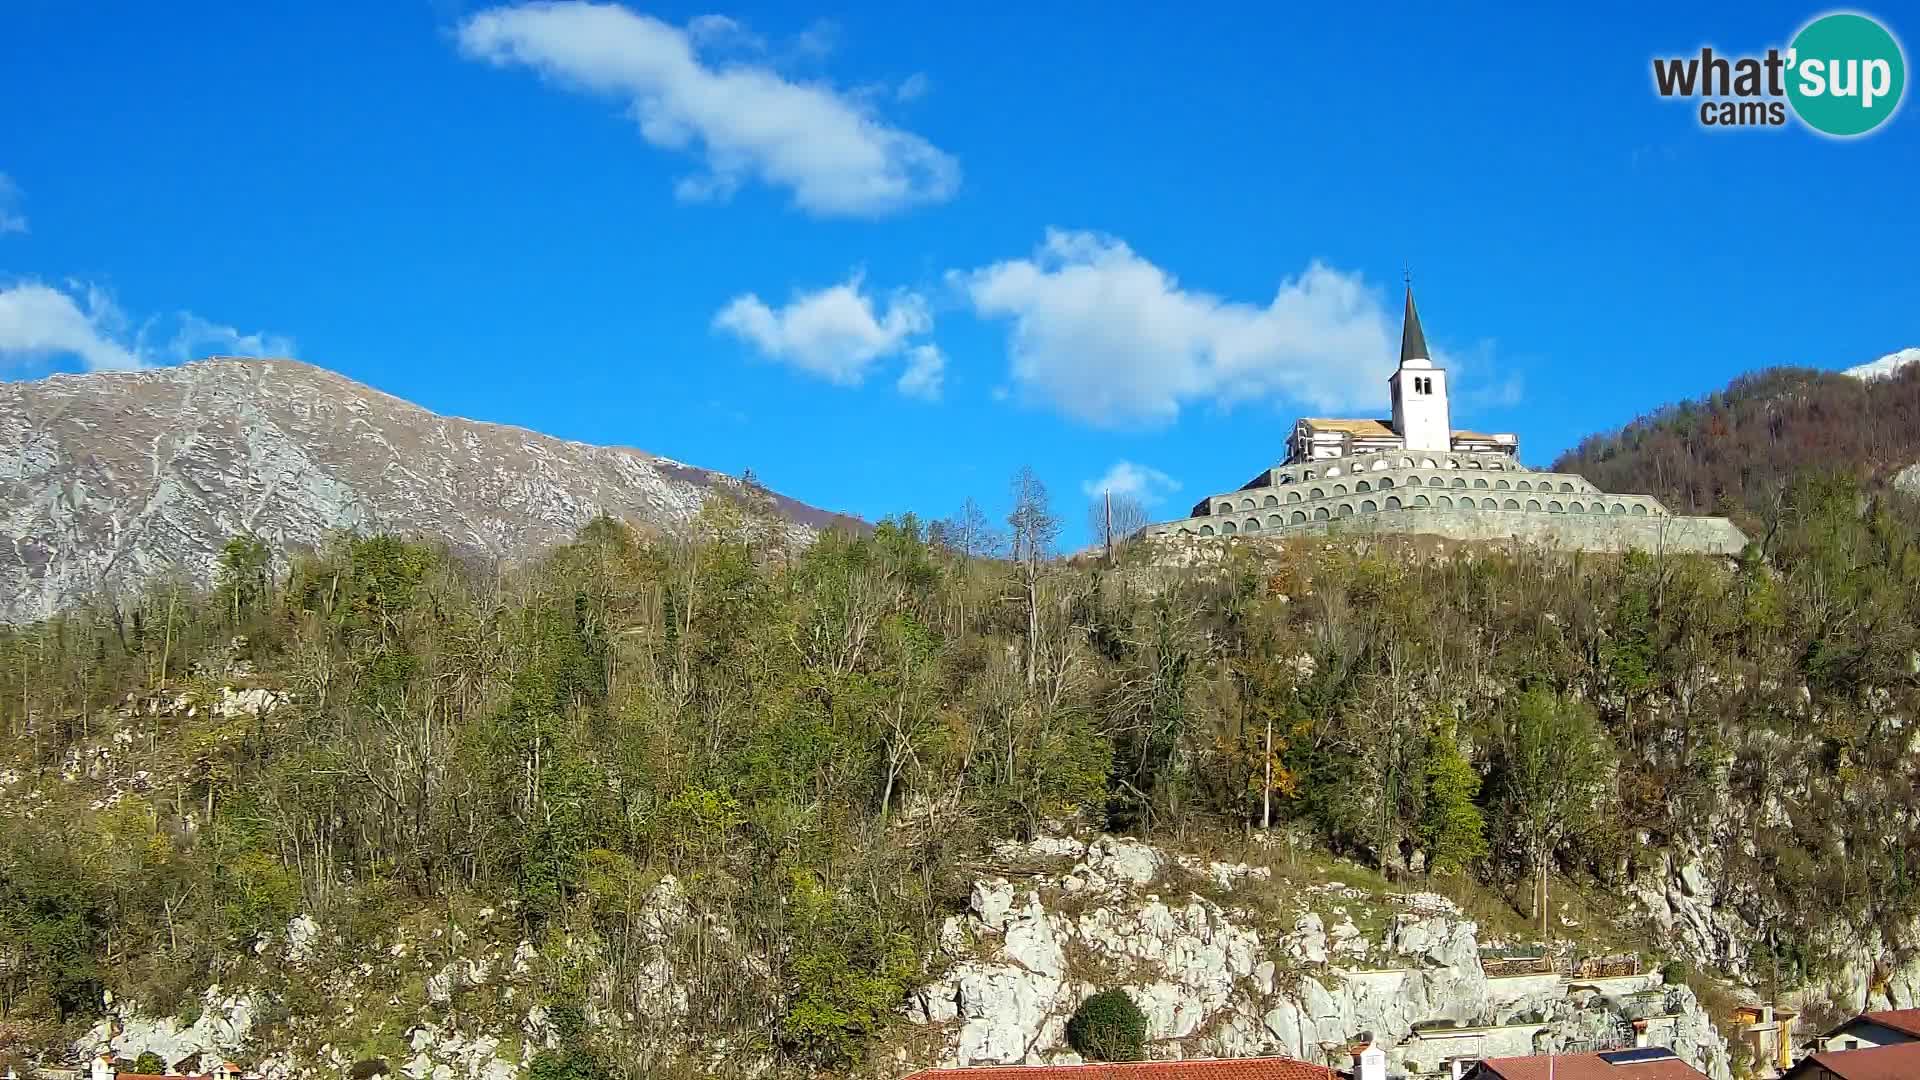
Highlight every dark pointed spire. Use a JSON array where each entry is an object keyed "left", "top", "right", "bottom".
[{"left": 1399, "top": 285, "right": 1430, "bottom": 365}]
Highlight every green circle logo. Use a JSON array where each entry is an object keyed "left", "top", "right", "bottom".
[{"left": 1787, "top": 12, "right": 1906, "bottom": 136}]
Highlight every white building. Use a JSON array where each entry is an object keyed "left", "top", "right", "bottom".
[
  {"left": 1815, "top": 1009, "right": 1920, "bottom": 1053},
  {"left": 1284, "top": 288, "right": 1516, "bottom": 465}
]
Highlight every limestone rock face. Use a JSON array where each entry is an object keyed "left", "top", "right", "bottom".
[
  {"left": 285, "top": 914, "right": 321, "bottom": 963},
  {"left": 908, "top": 834, "right": 1733, "bottom": 1080},
  {"left": 215, "top": 687, "right": 287, "bottom": 720},
  {"left": 1627, "top": 842, "right": 1754, "bottom": 980},
  {"left": 81, "top": 989, "right": 260, "bottom": 1073}
]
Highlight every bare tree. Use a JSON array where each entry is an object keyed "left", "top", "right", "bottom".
[
  {"left": 939, "top": 496, "right": 1004, "bottom": 564},
  {"left": 1086, "top": 492, "right": 1151, "bottom": 559},
  {"left": 1007, "top": 467, "right": 1059, "bottom": 688}
]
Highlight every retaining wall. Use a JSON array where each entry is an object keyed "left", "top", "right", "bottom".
[{"left": 1149, "top": 507, "right": 1747, "bottom": 556}]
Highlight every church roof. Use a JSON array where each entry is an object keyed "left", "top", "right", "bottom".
[
  {"left": 1300, "top": 417, "right": 1398, "bottom": 437},
  {"left": 1400, "top": 286, "right": 1431, "bottom": 364}
]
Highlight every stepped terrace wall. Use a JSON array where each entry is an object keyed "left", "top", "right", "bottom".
[{"left": 1144, "top": 505, "right": 1747, "bottom": 556}]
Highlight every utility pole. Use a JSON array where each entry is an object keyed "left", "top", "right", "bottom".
[
  {"left": 1104, "top": 489, "right": 1114, "bottom": 562},
  {"left": 1262, "top": 712, "right": 1274, "bottom": 830}
]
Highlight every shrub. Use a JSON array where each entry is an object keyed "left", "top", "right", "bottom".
[
  {"left": 1066, "top": 989, "right": 1148, "bottom": 1062},
  {"left": 777, "top": 872, "right": 922, "bottom": 1067},
  {"left": 133, "top": 1053, "right": 165, "bottom": 1074},
  {"left": 545, "top": 1002, "right": 586, "bottom": 1046},
  {"left": 526, "top": 1049, "right": 612, "bottom": 1080}
]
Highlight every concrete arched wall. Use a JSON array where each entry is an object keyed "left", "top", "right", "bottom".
[{"left": 1165, "top": 454, "right": 1678, "bottom": 543}]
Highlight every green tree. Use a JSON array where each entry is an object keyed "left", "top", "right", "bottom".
[
  {"left": 1419, "top": 720, "right": 1488, "bottom": 877},
  {"left": 525, "top": 1050, "right": 612, "bottom": 1080},
  {"left": 777, "top": 871, "right": 920, "bottom": 1067},
  {"left": 214, "top": 535, "right": 272, "bottom": 628},
  {"left": 0, "top": 840, "right": 105, "bottom": 1021},
  {"left": 1493, "top": 687, "right": 1615, "bottom": 935},
  {"left": 1066, "top": 989, "right": 1147, "bottom": 1062}
]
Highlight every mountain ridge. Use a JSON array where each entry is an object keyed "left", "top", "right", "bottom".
[
  {"left": 1844, "top": 346, "right": 1920, "bottom": 380},
  {"left": 1550, "top": 350, "right": 1920, "bottom": 525},
  {"left": 0, "top": 356, "right": 848, "bottom": 623}
]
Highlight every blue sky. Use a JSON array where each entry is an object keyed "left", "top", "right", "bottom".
[{"left": 3, "top": 2, "right": 1917, "bottom": 544}]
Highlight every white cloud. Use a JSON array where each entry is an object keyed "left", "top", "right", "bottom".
[
  {"left": 0, "top": 174, "right": 26, "bottom": 235},
  {"left": 789, "top": 19, "right": 839, "bottom": 62},
  {"left": 0, "top": 283, "right": 141, "bottom": 371},
  {"left": 1438, "top": 337, "right": 1523, "bottom": 410},
  {"left": 456, "top": 2, "right": 959, "bottom": 217},
  {"left": 166, "top": 313, "right": 296, "bottom": 360},
  {"left": 895, "top": 72, "right": 930, "bottom": 103},
  {"left": 714, "top": 274, "right": 939, "bottom": 399},
  {"left": 1082, "top": 461, "right": 1181, "bottom": 505},
  {"left": 896, "top": 343, "right": 944, "bottom": 400},
  {"left": 0, "top": 281, "right": 292, "bottom": 374},
  {"left": 685, "top": 14, "right": 757, "bottom": 49},
  {"left": 953, "top": 229, "right": 1405, "bottom": 429}
]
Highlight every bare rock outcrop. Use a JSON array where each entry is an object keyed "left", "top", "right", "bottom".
[
  {"left": 909, "top": 835, "right": 1733, "bottom": 1080},
  {"left": 0, "top": 357, "right": 844, "bottom": 622}
]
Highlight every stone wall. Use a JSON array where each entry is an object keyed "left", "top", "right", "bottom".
[
  {"left": 1484, "top": 973, "right": 1569, "bottom": 1006},
  {"left": 1143, "top": 506, "right": 1746, "bottom": 557},
  {"left": 1402, "top": 1023, "right": 1547, "bottom": 1067},
  {"left": 1253, "top": 507, "right": 1749, "bottom": 556},
  {"left": 1145, "top": 448, "right": 1749, "bottom": 557}
]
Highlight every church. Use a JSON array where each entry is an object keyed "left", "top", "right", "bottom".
[
  {"left": 1284, "top": 290, "right": 1517, "bottom": 465},
  {"left": 1140, "top": 287, "right": 1750, "bottom": 556}
]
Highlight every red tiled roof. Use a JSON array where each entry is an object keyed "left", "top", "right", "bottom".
[
  {"left": 1473, "top": 1052, "right": 1708, "bottom": 1080},
  {"left": 1792, "top": 1041, "right": 1920, "bottom": 1079},
  {"left": 1851, "top": 1009, "right": 1920, "bottom": 1038},
  {"left": 900, "top": 1058, "right": 1338, "bottom": 1080}
]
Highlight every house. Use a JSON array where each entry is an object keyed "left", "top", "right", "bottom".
[
  {"left": 1780, "top": 1040, "right": 1920, "bottom": 1079},
  {"left": 898, "top": 1056, "right": 1341, "bottom": 1080},
  {"left": 1729, "top": 1003, "right": 1798, "bottom": 1075},
  {"left": 1813, "top": 1009, "right": 1920, "bottom": 1053},
  {"left": 1463, "top": 1047, "right": 1710, "bottom": 1079}
]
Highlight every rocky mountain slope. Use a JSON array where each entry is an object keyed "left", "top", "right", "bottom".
[
  {"left": 55, "top": 815, "right": 1733, "bottom": 1080},
  {"left": 0, "top": 357, "right": 846, "bottom": 622},
  {"left": 1844, "top": 346, "right": 1920, "bottom": 381},
  {"left": 1553, "top": 349, "right": 1920, "bottom": 523},
  {"left": 1854, "top": 349, "right": 1920, "bottom": 497}
]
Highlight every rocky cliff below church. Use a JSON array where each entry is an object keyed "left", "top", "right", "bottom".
[{"left": 905, "top": 835, "right": 1731, "bottom": 1080}]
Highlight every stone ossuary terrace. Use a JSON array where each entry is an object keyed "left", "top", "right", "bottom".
[{"left": 1141, "top": 286, "right": 1749, "bottom": 556}]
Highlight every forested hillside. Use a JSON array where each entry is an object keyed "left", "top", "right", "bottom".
[
  {"left": 4, "top": 453, "right": 1920, "bottom": 1075},
  {"left": 1553, "top": 363, "right": 1920, "bottom": 529}
]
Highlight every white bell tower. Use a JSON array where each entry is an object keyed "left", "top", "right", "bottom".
[{"left": 1388, "top": 282, "right": 1451, "bottom": 452}]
